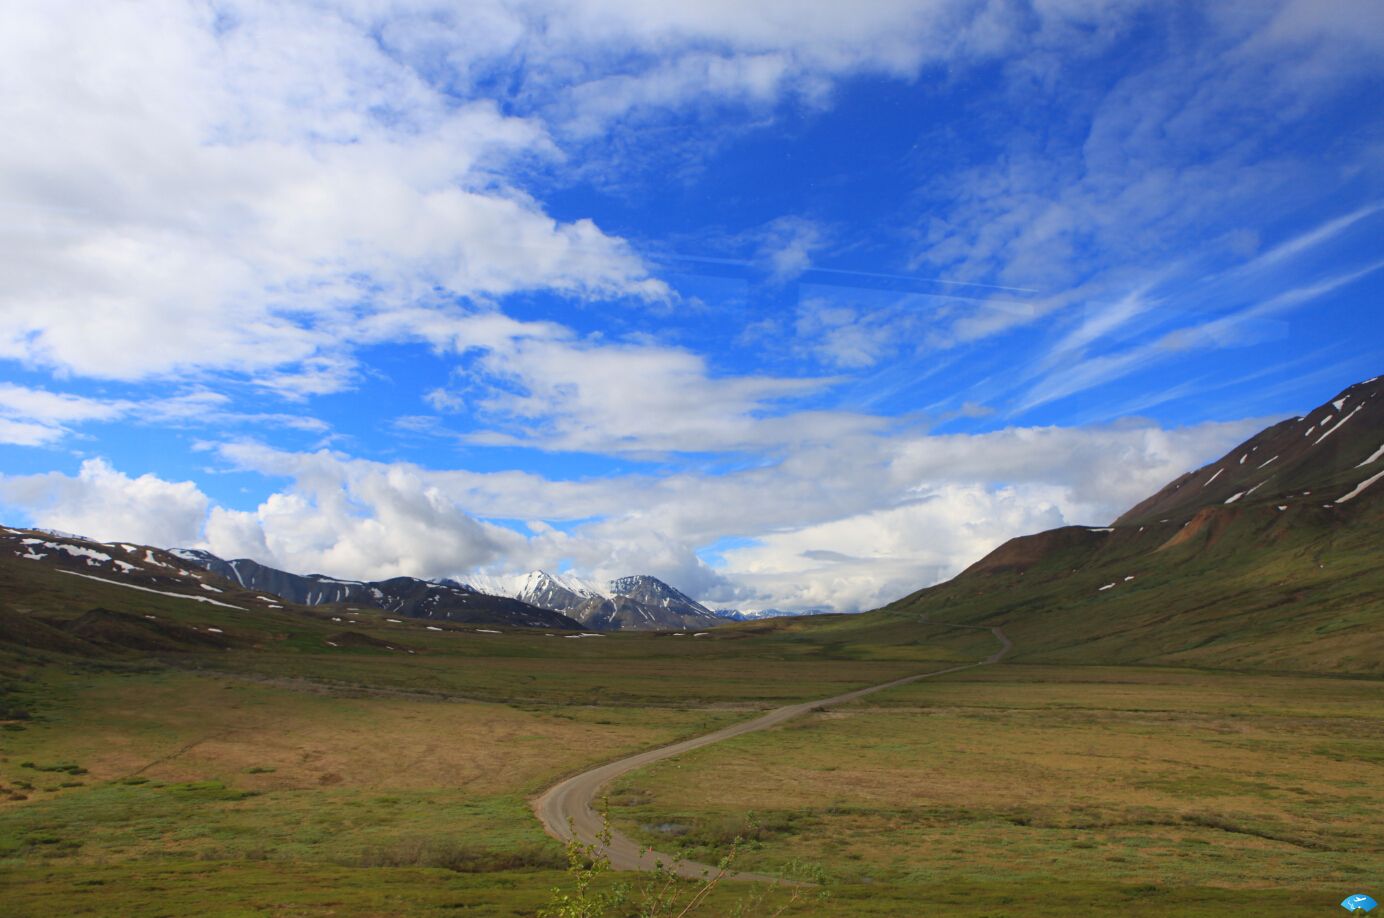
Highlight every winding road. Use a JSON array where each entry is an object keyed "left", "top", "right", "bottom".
[{"left": 531, "top": 622, "right": 1012, "bottom": 881}]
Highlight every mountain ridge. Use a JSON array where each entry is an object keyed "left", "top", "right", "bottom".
[
  {"left": 881, "top": 373, "right": 1384, "bottom": 674},
  {"left": 1116, "top": 375, "right": 1383, "bottom": 526},
  {"left": 465, "top": 569, "right": 722, "bottom": 631},
  {"left": 168, "top": 553, "right": 722, "bottom": 632}
]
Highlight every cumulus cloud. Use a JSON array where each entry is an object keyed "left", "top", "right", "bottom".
[
  {"left": 0, "top": 405, "right": 1259, "bottom": 608},
  {"left": 0, "top": 2, "right": 663, "bottom": 390},
  {"left": 718, "top": 484, "right": 1072, "bottom": 611},
  {"left": 0, "top": 459, "right": 208, "bottom": 547}
]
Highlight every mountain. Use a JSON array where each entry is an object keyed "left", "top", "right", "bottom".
[
  {"left": 466, "top": 570, "right": 722, "bottom": 631},
  {"left": 712, "top": 607, "right": 826, "bottom": 621},
  {"left": 880, "top": 375, "right": 1384, "bottom": 675},
  {"left": 3, "top": 528, "right": 270, "bottom": 606},
  {"left": 1116, "top": 374, "right": 1384, "bottom": 526},
  {"left": 168, "top": 550, "right": 364, "bottom": 605},
  {"left": 165, "top": 551, "right": 717, "bottom": 632},
  {"left": 0, "top": 527, "right": 305, "bottom": 647},
  {"left": 465, "top": 570, "right": 606, "bottom": 614},
  {"left": 168, "top": 549, "right": 581, "bottom": 629}
]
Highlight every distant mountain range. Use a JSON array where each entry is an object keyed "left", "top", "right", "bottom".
[
  {"left": 7, "top": 373, "right": 1379, "bottom": 658},
  {"left": 712, "top": 607, "right": 827, "bottom": 621},
  {"left": 2, "top": 532, "right": 730, "bottom": 632},
  {"left": 2, "top": 373, "right": 1384, "bottom": 667},
  {"left": 169, "top": 551, "right": 722, "bottom": 631},
  {"left": 460, "top": 569, "right": 723, "bottom": 630},
  {"left": 166, "top": 550, "right": 581, "bottom": 629}
]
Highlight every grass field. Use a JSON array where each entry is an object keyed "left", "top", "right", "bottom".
[
  {"left": 0, "top": 663, "right": 755, "bottom": 915},
  {"left": 2, "top": 545, "right": 1381, "bottom": 915},
  {"left": 0, "top": 566, "right": 991, "bottom": 916},
  {"left": 607, "top": 664, "right": 1383, "bottom": 915}
]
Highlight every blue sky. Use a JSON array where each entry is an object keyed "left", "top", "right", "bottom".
[{"left": 1, "top": 1, "right": 1381, "bottom": 611}]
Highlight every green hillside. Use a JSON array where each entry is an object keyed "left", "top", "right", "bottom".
[{"left": 878, "top": 377, "right": 1384, "bottom": 674}]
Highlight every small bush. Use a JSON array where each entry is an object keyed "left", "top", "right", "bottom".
[
  {"left": 680, "top": 811, "right": 800, "bottom": 850},
  {"left": 358, "top": 838, "right": 566, "bottom": 873},
  {"left": 162, "top": 781, "right": 255, "bottom": 802},
  {"left": 19, "top": 762, "right": 86, "bottom": 775}
]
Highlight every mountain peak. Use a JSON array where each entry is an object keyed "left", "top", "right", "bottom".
[
  {"left": 1116, "top": 374, "right": 1384, "bottom": 526},
  {"left": 457, "top": 569, "right": 720, "bottom": 631}
]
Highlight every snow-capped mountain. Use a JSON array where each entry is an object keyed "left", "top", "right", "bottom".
[
  {"left": 463, "top": 570, "right": 722, "bottom": 631},
  {"left": 165, "top": 554, "right": 721, "bottom": 632},
  {"left": 464, "top": 570, "right": 606, "bottom": 613},
  {"left": 712, "top": 607, "right": 828, "bottom": 621},
  {"left": 1116, "top": 374, "right": 1384, "bottom": 526},
  {"left": 168, "top": 550, "right": 581, "bottom": 629}
]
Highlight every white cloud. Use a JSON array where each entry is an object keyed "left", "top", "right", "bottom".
[
  {"left": 0, "top": 383, "right": 330, "bottom": 447},
  {"left": 0, "top": 459, "right": 208, "bottom": 547},
  {"left": 0, "top": 0, "right": 1245, "bottom": 396},
  {"left": 755, "top": 217, "right": 827, "bottom": 285},
  {"left": 0, "top": 2, "right": 664, "bottom": 390},
  {"left": 439, "top": 332, "right": 866, "bottom": 455},
  {"left": 0, "top": 406, "right": 1258, "bottom": 608},
  {"left": 0, "top": 383, "right": 129, "bottom": 445},
  {"left": 0, "top": 419, "right": 67, "bottom": 448},
  {"left": 792, "top": 296, "right": 930, "bottom": 370},
  {"left": 718, "top": 484, "right": 1072, "bottom": 611},
  {"left": 0, "top": 384, "right": 128, "bottom": 424},
  {"left": 196, "top": 413, "right": 1255, "bottom": 608},
  {"left": 208, "top": 473, "right": 522, "bottom": 582}
]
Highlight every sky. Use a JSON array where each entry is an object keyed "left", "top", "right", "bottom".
[{"left": 1, "top": 0, "right": 1381, "bottom": 612}]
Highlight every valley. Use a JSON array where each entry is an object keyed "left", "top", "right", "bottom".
[
  {"left": 5, "top": 5, "right": 1381, "bottom": 914},
  {"left": 1, "top": 378, "right": 1381, "bottom": 916}
]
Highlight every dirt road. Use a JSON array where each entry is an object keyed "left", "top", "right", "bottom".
[{"left": 531, "top": 623, "right": 1011, "bottom": 881}]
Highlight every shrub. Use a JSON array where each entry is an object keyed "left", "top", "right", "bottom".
[{"left": 358, "top": 838, "right": 566, "bottom": 873}]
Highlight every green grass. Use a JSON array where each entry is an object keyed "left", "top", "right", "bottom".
[
  {"left": 607, "top": 664, "right": 1383, "bottom": 912},
  {"left": 2, "top": 516, "right": 1381, "bottom": 915},
  {"left": 883, "top": 496, "right": 1384, "bottom": 674},
  {"left": 0, "top": 860, "right": 1349, "bottom": 917}
]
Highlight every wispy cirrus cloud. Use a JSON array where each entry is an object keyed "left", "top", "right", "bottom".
[{"left": 0, "top": 383, "right": 329, "bottom": 448}]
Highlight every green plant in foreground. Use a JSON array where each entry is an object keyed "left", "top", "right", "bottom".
[
  {"left": 539, "top": 814, "right": 628, "bottom": 918},
  {"left": 540, "top": 804, "right": 827, "bottom": 918}
]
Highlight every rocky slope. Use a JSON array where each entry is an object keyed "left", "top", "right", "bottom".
[{"left": 1117, "top": 374, "right": 1384, "bottom": 526}]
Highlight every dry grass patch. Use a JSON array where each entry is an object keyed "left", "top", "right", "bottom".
[{"left": 609, "top": 664, "right": 1383, "bottom": 895}]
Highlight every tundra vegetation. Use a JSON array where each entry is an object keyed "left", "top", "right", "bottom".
[{"left": 2, "top": 397, "right": 1382, "bottom": 916}]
